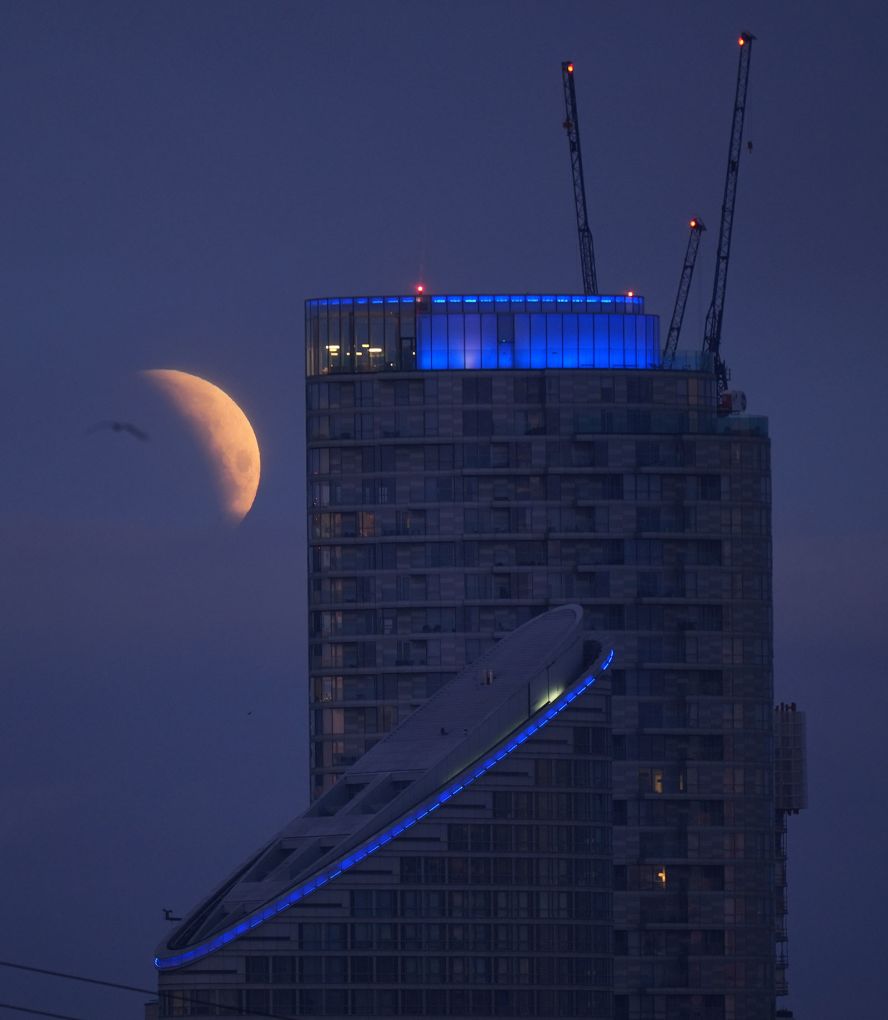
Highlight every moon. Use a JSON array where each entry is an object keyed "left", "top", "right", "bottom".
[{"left": 142, "top": 369, "right": 261, "bottom": 523}]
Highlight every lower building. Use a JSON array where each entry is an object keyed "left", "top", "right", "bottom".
[{"left": 155, "top": 606, "right": 614, "bottom": 1017}]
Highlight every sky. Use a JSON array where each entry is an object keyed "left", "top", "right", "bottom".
[{"left": 1, "top": 1, "right": 887, "bottom": 1016}]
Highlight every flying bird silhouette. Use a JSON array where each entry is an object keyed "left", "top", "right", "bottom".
[{"left": 87, "top": 420, "right": 149, "bottom": 441}]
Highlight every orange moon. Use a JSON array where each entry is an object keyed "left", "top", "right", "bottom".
[{"left": 142, "top": 369, "right": 261, "bottom": 523}]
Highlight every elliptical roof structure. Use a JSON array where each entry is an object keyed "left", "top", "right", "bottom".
[{"left": 155, "top": 604, "right": 612, "bottom": 971}]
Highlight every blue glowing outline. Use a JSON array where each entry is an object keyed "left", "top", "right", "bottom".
[
  {"left": 155, "top": 649, "right": 613, "bottom": 971},
  {"left": 309, "top": 295, "right": 643, "bottom": 316}
]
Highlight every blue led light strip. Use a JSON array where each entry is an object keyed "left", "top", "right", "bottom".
[
  {"left": 308, "top": 294, "right": 643, "bottom": 307},
  {"left": 155, "top": 649, "right": 614, "bottom": 971}
]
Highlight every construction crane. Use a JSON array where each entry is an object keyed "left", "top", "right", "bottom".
[
  {"left": 703, "top": 32, "right": 755, "bottom": 399},
  {"left": 662, "top": 218, "right": 706, "bottom": 368},
  {"left": 561, "top": 61, "right": 598, "bottom": 295}
]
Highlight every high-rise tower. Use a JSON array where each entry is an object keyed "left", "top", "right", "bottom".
[{"left": 306, "top": 292, "right": 776, "bottom": 1020}]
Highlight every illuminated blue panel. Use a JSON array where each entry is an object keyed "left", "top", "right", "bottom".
[
  {"left": 514, "top": 314, "right": 531, "bottom": 368},
  {"left": 481, "top": 314, "right": 497, "bottom": 368},
  {"left": 464, "top": 314, "right": 481, "bottom": 369},
  {"left": 611, "top": 316, "right": 625, "bottom": 367},
  {"left": 498, "top": 335, "right": 514, "bottom": 368},
  {"left": 578, "top": 314, "right": 594, "bottom": 367},
  {"left": 448, "top": 314, "right": 465, "bottom": 369},
  {"left": 546, "top": 314, "right": 563, "bottom": 368},
  {"left": 530, "top": 314, "right": 546, "bottom": 368},
  {"left": 417, "top": 315, "right": 433, "bottom": 370},
  {"left": 432, "top": 316, "right": 448, "bottom": 369},
  {"left": 562, "top": 314, "right": 578, "bottom": 368},
  {"left": 154, "top": 651, "right": 614, "bottom": 971},
  {"left": 624, "top": 315, "right": 638, "bottom": 368},
  {"left": 594, "top": 315, "right": 609, "bottom": 367},
  {"left": 645, "top": 316, "right": 657, "bottom": 365}
]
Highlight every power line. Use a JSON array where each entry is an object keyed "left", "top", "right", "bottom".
[
  {"left": 0, "top": 958, "right": 291, "bottom": 1020},
  {"left": 0, "top": 1004, "right": 86, "bottom": 1020},
  {"left": 0, "top": 960, "right": 148, "bottom": 997}
]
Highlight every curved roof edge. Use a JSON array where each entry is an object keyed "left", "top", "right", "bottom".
[{"left": 156, "top": 606, "right": 607, "bottom": 971}]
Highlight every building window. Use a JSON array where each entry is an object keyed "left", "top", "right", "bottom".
[
  {"left": 244, "top": 990, "right": 270, "bottom": 1014},
  {"left": 243, "top": 956, "right": 269, "bottom": 984}
]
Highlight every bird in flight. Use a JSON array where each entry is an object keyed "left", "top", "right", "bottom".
[{"left": 87, "top": 420, "right": 149, "bottom": 441}]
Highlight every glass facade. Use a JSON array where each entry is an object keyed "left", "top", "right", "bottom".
[
  {"left": 306, "top": 294, "right": 659, "bottom": 376},
  {"left": 305, "top": 295, "right": 775, "bottom": 1020}
]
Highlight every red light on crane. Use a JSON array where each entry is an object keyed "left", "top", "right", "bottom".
[
  {"left": 690, "top": 219, "right": 697, "bottom": 228},
  {"left": 566, "top": 62, "right": 574, "bottom": 73},
  {"left": 415, "top": 283, "right": 425, "bottom": 295},
  {"left": 738, "top": 36, "right": 745, "bottom": 46}
]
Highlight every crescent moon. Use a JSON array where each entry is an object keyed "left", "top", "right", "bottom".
[{"left": 142, "top": 369, "right": 261, "bottom": 523}]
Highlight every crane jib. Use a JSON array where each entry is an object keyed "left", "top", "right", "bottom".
[
  {"left": 702, "top": 33, "right": 754, "bottom": 397},
  {"left": 561, "top": 61, "right": 598, "bottom": 297}
]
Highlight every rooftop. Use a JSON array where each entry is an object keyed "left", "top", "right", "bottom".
[
  {"left": 306, "top": 292, "right": 665, "bottom": 372},
  {"left": 156, "top": 606, "right": 612, "bottom": 971}
]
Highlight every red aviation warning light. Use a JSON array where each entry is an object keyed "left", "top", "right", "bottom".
[
  {"left": 415, "top": 283, "right": 425, "bottom": 295},
  {"left": 738, "top": 35, "right": 746, "bottom": 46},
  {"left": 566, "top": 62, "right": 574, "bottom": 73}
]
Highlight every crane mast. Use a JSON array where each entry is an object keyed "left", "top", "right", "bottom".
[
  {"left": 663, "top": 218, "right": 706, "bottom": 368},
  {"left": 561, "top": 61, "right": 598, "bottom": 295},
  {"left": 703, "top": 32, "right": 754, "bottom": 397}
]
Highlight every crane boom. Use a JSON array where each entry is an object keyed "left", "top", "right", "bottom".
[
  {"left": 561, "top": 61, "right": 598, "bottom": 295},
  {"left": 663, "top": 219, "right": 706, "bottom": 368},
  {"left": 703, "top": 32, "right": 754, "bottom": 396}
]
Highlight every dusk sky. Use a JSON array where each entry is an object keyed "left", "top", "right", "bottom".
[{"left": 2, "top": 2, "right": 886, "bottom": 1017}]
